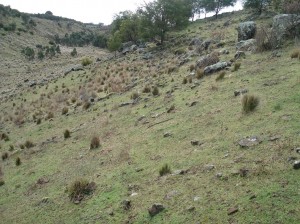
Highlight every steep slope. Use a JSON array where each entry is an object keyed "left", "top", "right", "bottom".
[{"left": 1, "top": 8, "right": 300, "bottom": 224}]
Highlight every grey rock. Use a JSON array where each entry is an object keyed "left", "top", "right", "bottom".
[
  {"left": 148, "top": 203, "right": 165, "bottom": 217},
  {"left": 293, "top": 161, "right": 300, "bottom": 170},
  {"left": 228, "top": 207, "right": 239, "bottom": 215},
  {"left": 236, "top": 39, "right": 257, "bottom": 51},
  {"left": 119, "top": 102, "right": 133, "bottom": 107},
  {"left": 204, "top": 164, "right": 215, "bottom": 171},
  {"left": 28, "top": 81, "right": 37, "bottom": 87},
  {"left": 191, "top": 140, "right": 201, "bottom": 146},
  {"left": 204, "top": 62, "right": 229, "bottom": 74},
  {"left": 237, "top": 21, "right": 256, "bottom": 41},
  {"left": 273, "top": 14, "right": 300, "bottom": 42},
  {"left": 196, "top": 54, "right": 219, "bottom": 69},
  {"left": 164, "top": 132, "right": 172, "bottom": 138},
  {"left": 235, "top": 51, "right": 246, "bottom": 59},
  {"left": 189, "top": 38, "right": 202, "bottom": 46},
  {"left": 142, "top": 53, "right": 153, "bottom": 60},
  {"left": 122, "top": 41, "right": 134, "bottom": 49},
  {"left": 164, "top": 190, "right": 179, "bottom": 200},
  {"left": 239, "top": 136, "right": 262, "bottom": 148},
  {"left": 64, "top": 65, "right": 84, "bottom": 76},
  {"left": 234, "top": 89, "right": 248, "bottom": 96},
  {"left": 173, "top": 169, "right": 188, "bottom": 175}
]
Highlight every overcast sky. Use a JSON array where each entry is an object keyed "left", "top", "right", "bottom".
[{"left": 0, "top": 0, "right": 243, "bottom": 25}]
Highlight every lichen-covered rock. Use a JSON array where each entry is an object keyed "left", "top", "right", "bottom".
[
  {"left": 196, "top": 53, "right": 219, "bottom": 69},
  {"left": 204, "top": 62, "right": 229, "bottom": 74},
  {"left": 272, "top": 14, "right": 300, "bottom": 42},
  {"left": 236, "top": 39, "right": 257, "bottom": 51},
  {"left": 237, "top": 21, "right": 256, "bottom": 41}
]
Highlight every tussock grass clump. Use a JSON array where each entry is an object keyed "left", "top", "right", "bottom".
[
  {"left": 0, "top": 179, "right": 4, "bottom": 186},
  {"left": 16, "top": 157, "right": 21, "bottom": 166},
  {"left": 46, "top": 112, "right": 54, "bottom": 120},
  {"left": 64, "top": 129, "right": 71, "bottom": 139},
  {"left": 159, "top": 164, "right": 171, "bottom": 176},
  {"left": 131, "top": 92, "right": 139, "bottom": 100},
  {"left": 216, "top": 71, "right": 226, "bottom": 81},
  {"left": 62, "top": 107, "right": 69, "bottom": 115},
  {"left": 81, "top": 58, "right": 92, "bottom": 66},
  {"left": 83, "top": 101, "right": 91, "bottom": 110},
  {"left": 36, "top": 118, "right": 42, "bottom": 125},
  {"left": 189, "top": 64, "right": 195, "bottom": 71},
  {"left": 142, "top": 86, "right": 151, "bottom": 93},
  {"left": 24, "top": 140, "right": 34, "bottom": 149},
  {"left": 196, "top": 69, "right": 205, "bottom": 79},
  {"left": 290, "top": 49, "right": 300, "bottom": 59},
  {"left": 233, "top": 62, "right": 241, "bottom": 72},
  {"left": 90, "top": 136, "right": 100, "bottom": 149},
  {"left": 68, "top": 179, "right": 95, "bottom": 202},
  {"left": 2, "top": 152, "right": 8, "bottom": 161},
  {"left": 152, "top": 86, "right": 159, "bottom": 96},
  {"left": 242, "top": 95, "right": 259, "bottom": 113},
  {"left": 182, "top": 77, "right": 188, "bottom": 84},
  {"left": 0, "top": 133, "right": 9, "bottom": 141}
]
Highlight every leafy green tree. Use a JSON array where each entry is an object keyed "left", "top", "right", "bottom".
[
  {"left": 203, "top": 0, "right": 237, "bottom": 19},
  {"left": 140, "top": 0, "right": 192, "bottom": 44},
  {"left": 243, "top": 0, "right": 272, "bottom": 14},
  {"left": 119, "top": 13, "right": 141, "bottom": 43},
  {"left": 107, "top": 31, "right": 121, "bottom": 57}
]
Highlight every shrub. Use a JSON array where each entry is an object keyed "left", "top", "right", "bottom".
[
  {"left": 159, "top": 164, "right": 171, "bottom": 176},
  {"left": 83, "top": 101, "right": 91, "bottom": 110},
  {"left": 16, "top": 157, "right": 21, "bottom": 166},
  {"left": 90, "top": 136, "right": 100, "bottom": 149},
  {"left": 81, "top": 57, "right": 92, "bottom": 66},
  {"left": 290, "top": 49, "right": 300, "bottom": 59},
  {"left": 131, "top": 92, "right": 139, "bottom": 100},
  {"left": 1, "top": 152, "right": 8, "bottom": 161},
  {"left": 242, "top": 95, "right": 259, "bottom": 113},
  {"left": 64, "top": 129, "right": 71, "bottom": 139},
  {"left": 152, "top": 86, "right": 159, "bottom": 96},
  {"left": 37, "top": 51, "right": 44, "bottom": 60},
  {"left": 233, "top": 62, "right": 241, "bottom": 72},
  {"left": 0, "top": 179, "right": 4, "bottom": 186},
  {"left": 36, "top": 118, "right": 42, "bottom": 125},
  {"left": 68, "top": 179, "right": 95, "bottom": 202},
  {"left": 255, "top": 26, "right": 278, "bottom": 52},
  {"left": 21, "top": 47, "right": 35, "bottom": 60},
  {"left": 182, "top": 77, "right": 188, "bottom": 84},
  {"left": 62, "top": 107, "right": 68, "bottom": 115},
  {"left": 24, "top": 140, "right": 34, "bottom": 149},
  {"left": 0, "top": 133, "right": 9, "bottom": 141},
  {"left": 142, "top": 86, "right": 151, "bottom": 93},
  {"left": 71, "top": 48, "right": 77, "bottom": 57},
  {"left": 196, "top": 69, "right": 205, "bottom": 79}
]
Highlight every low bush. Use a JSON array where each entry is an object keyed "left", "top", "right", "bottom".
[
  {"left": 81, "top": 58, "right": 92, "bottom": 66},
  {"left": 24, "top": 140, "right": 34, "bottom": 149},
  {"left": 1, "top": 152, "right": 8, "bottom": 161},
  {"left": 152, "top": 86, "right": 159, "bottom": 96},
  {"left": 90, "top": 136, "right": 100, "bottom": 149},
  {"left": 68, "top": 179, "right": 96, "bottom": 202},
  {"left": 64, "top": 129, "right": 71, "bottom": 139},
  {"left": 16, "top": 157, "right": 21, "bottom": 166}
]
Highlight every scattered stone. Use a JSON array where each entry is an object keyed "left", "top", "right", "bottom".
[
  {"left": 119, "top": 102, "right": 133, "bottom": 107},
  {"left": 135, "top": 168, "right": 144, "bottom": 172},
  {"left": 216, "top": 173, "right": 223, "bottom": 178},
  {"left": 191, "top": 140, "right": 201, "bottom": 146},
  {"left": 28, "top": 81, "right": 37, "bottom": 87},
  {"left": 193, "top": 196, "right": 200, "bottom": 202},
  {"left": 163, "top": 132, "right": 172, "bottom": 138},
  {"left": 234, "top": 51, "right": 246, "bottom": 59},
  {"left": 173, "top": 169, "right": 188, "bottom": 175},
  {"left": 293, "top": 161, "right": 300, "bottom": 170},
  {"left": 238, "top": 136, "right": 262, "bottom": 148},
  {"left": 204, "top": 62, "right": 229, "bottom": 74},
  {"left": 295, "top": 148, "right": 300, "bottom": 154},
  {"left": 64, "top": 65, "right": 84, "bottom": 76},
  {"left": 39, "top": 197, "right": 50, "bottom": 204},
  {"left": 234, "top": 89, "right": 248, "bottom": 96},
  {"left": 288, "top": 157, "right": 297, "bottom": 163},
  {"left": 189, "top": 101, "right": 198, "bottom": 107},
  {"left": 249, "top": 195, "right": 257, "bottom": 200},
  {"left": 239, "top": 168, "right": 249, "bottom": 177},
  {"left": 130, "top": 192, "right": 138, "bottom": 197},
  {"left": 237, "top": 21, "right": 256, "bottom": 41},
  {"left": 122, "top": 199, "right": 131, "bottom": 210},
  {"left": 189, "top": 38, "right": 202, "bottom": 46},
  {"left": 187, "top": 206, "right": 196, "bottom": 212},
  {"left": 148, "top": 203, "right": 165, "bottom": 217},
  {"left": 164, "top": 190, "right": 179, "bottom": 200},
  {"left": 236, "top": 39, "right": 256, "bottom": 51},
  {"left": 196, "top": 53, "right": 219, "bottom": 69},
  {"left": 269, "top": 135, "right": 280, "bottom": 141},
  {"left": 204, "top": 164, "right": 215, "bottom": 172},
  {"left": 281, "top": 115, "right": 292, "bottom": 121},
  {"left": 228, "top": 207, "right": 239, "bottom": 215}
]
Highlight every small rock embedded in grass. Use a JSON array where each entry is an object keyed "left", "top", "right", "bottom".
[
  {"left": 148, "top": 203, "right": 165, "bottom": 217},
  {"left": 234, "top": 89, "right": 248, "bottom": 97},
  {"left": 227, "top": 207, "right": 239, "bottom": 215},
  {"left": 293, "top": 161, "right": 300, "bottom": 170},
  {"left": 121, "top": 199, "right": 131, "bottom": 210},
  {"left": 239, "top": 136, "right": 262, "bottom": 148},
  {"left": 163, "top": 132, "right": 172, "bottom": 138}
]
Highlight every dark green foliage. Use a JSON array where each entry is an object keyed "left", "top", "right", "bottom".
[
  {"left": 64, "top": 130, "right": 71, "bottom": 139},
  {"left": 3, "top": 22, "right": 16, "bottom": 31},
  {"left": 71, "top": 48, "right": 77, "bottom": 57},
  {"left": 21, "top": 47, "right": 35, "bottom": 60},
  {"left": 81, "top": 58, "right": 92, "bottom": 66},
  {"left": 0, "top": 179, "right": 4, "bottom": 186},
  {"left": 90, "top": 136, "right": 100, "bottom": 149},
  {"left": 68, "top": 179, "right": 95, "bottom": 202},
  {"left": 243, "top": 0, "right": 272, "bottom": 14},
  {"left": 203, "top": 0, "right": 237, "bottom": 18},
  {"left": 37, "top": 51, "right": 44, "bottom": 60},
  {"left": 159, "top": 164, "right": 171, "bottom": 176},
  {"left": 152, "top": 86, "right": 159, "bottom": 96},
  {"left": 107, "top": 32, "right": 121, "bottom": 56},
  {"left": 93, "top": 35, "right": 107, "bottom": 48},
  {"left": 24, "top": 140, "right": 34, "bottom": 149},
  {"left": 242, "top": 95, "right": 260, "bottom": 113},
  {"left": 1, "top": 152, "right": 8, "bottom": 161},
  {"left": 16, "top": 157, "right": 21, "bottom": 166}
]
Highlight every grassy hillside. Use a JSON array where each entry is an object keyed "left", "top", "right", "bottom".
[{"left": 1, "top": 8, "right": 300, "bottom": 224}]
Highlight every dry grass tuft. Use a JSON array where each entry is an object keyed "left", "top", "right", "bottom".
[{"left": 242, "top": 95, "right": 259, "bottom": 113}]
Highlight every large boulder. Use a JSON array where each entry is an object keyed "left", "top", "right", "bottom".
[
  {"left": 237, "top": 21, "right": 256, "bottom": 41},
  {"left": 204, "top": 62, "right": 229, "bottom": 74},
  {"left": 236, "top": 39, "right": 257, "bottom": 51},
  {"left": 272, "top": 14, "right": 300, "bottom": 42}
]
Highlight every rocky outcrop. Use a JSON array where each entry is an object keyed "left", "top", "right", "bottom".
[
  {"left": 236, "top": 39, "right": 256, "bottom": 51},
  {"left": 196, "top": 53, "right": 219, "bottom": 69},
  {"left": 272, "top": 14, "right": 300, "bottom": 42},
  {"left": 204, "top": 62, "right": 229, "bottom": 74},
  {"left": 237, "top": 21, "right": 256, "bottom": 41}
]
